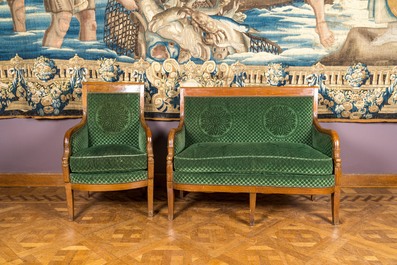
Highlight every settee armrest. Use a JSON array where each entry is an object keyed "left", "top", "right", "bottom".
[
  {"left": 312, "top": 120, "right": 342, "bottom": 196},
  {"left": 311, "top": 120, "right": 341, "bottom": 161},
  {"left": 138, "top": 117, "right": 153, "bottom": 155}
]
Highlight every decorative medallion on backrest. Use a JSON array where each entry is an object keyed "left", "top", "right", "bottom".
[
  {"left": 199, "top": 105, "right": 233, "bottom": 137},
  {"left": 260, "top": 97, "right": 314, "bottom": 144},
  {"left": 95, "top": 101, "right": 131, "bottom": 134},
  {"left": 87, "top": 92, "right": 140, "bottom": 147},
  {"left": 182, "top": 88, "right": 315, "bottom": 146},
  {"left": 263, "top": 105, "right": 298, "bottom": 138}
]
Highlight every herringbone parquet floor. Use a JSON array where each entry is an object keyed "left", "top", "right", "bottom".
[{"left": 1, "top": 186, "right": 397, "bottom": 264}]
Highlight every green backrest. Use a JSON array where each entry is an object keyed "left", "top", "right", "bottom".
[
  {"left": 86, "top": 92, "right": 141, "bottom": 147},
  {"left": 183, "top": 96, "right": 314, "bottom": 146}
]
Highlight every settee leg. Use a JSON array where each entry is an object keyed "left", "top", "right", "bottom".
[
  {"left": 249, "top": 193, "right": 256, "bottom": 226},
  {"left": 331, "top": 190, "right": 340, "bottom": 225},
  {"left": 65, "top": 183, "right": 74, "bottom": 221},
  {"left": 168, "top": 186, "right": 174, "bottom": 221}
]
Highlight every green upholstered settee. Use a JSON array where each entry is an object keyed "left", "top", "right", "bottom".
[
  {"left": 62, "top": 82, "right": 154, "bottom": 221},
  {"left": 167, "top": 87, "right": 341, "bottom": 225}
]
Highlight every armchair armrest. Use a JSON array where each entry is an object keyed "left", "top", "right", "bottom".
[
  {"left": 139, "top": 117, "right": 154, "bottom": 180},
  {"left": 62, "top": 117, "right": 88, "bottom": 182}
]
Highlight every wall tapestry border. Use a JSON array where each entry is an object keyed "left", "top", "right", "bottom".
[{"left": 1, "top": 54, "right": 397, "bottom": 122}]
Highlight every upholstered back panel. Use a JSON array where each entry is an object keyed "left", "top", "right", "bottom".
[
  {"left": 87, "top": 93, "right": 141, "bottom": 147},
  {"left": 183, "top": 96, "right": 314, "bottom": 146}
]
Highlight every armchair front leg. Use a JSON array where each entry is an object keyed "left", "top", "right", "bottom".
[
  {"left": 65, "top": 183, "right": 74, "bottom": 221},
  {"left": 331, "top": 190, "right": 340, "bottom": 225},
  {"left": 167, "top": 157, "right": 175, "bottom": 221}
]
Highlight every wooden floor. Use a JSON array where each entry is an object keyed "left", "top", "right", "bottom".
[{"left": 1, "top": 187, "right": 397, "bottom": 264}]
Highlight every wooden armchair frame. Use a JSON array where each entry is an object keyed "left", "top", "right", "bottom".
[{"left": 62, "top": 82, "right": 154, "bottom": 220}]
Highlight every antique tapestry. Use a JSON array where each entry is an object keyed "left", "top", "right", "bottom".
[{"left": 1, "top": 0, "right": 397, "bottom": 121}]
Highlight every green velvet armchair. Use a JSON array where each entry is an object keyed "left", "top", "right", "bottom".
[
  {"left": 62, "top": 82, "right": 154, "bottom": 220},
  {"left": 167, "top": 86, "right": 341, "bottom": 225}
]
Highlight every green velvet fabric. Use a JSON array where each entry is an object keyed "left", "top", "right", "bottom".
[
  {"left": 70, "top": 144, "right": 147, "bottom": 173},
  {"left": 312, "top": 126, "right": 333, "bottom": 157},
  {"left": 172, "top": 95, "right": 336, "bottom": 189},
  {"left": 68, "top": 92, "right": 148, "bottom": 185},
  {"left": 181, "top": 96, "right": 314, "bottom": 148},
  {"left": 87, "top": 93, "right": 141, "bottom": 147},
  {"left": 174, "top": 126, "right": 186, "bottom": 154},
  {"left": 70, "top": 124, "right": 89, "bottom": 154},
  {"left": 173, "top": 172, "right": 335, "bottom": 188},
  {"left": 174, "top": 142, "right": 333, "bottom": 175},
  {"left": 70, "top": 171, "right": 147, "bottom": 184},
  {"left": 138, "top": 124, "right": 147, "bottom": 152}
]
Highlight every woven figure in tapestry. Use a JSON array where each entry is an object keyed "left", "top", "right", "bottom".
[
  {"left": 105, "top": 0, "right": 282, "bottom": 62},
  {"left": 6, "top": 0, "right": 26, "bottom": 32},
  {"left": 104, "top": 0, "right": 145, "bottom": 58},
  {"left": 42, "top": 0, "right": 97, "bottom": 48},
  {"left": 369, "top": 0, "right": 397, "bottom": 45},
  {"left": 307, "top": 0, "right": 335, "bottom": 48}
]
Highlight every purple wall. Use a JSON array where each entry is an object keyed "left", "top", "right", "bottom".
[
  {"left": 0, "top": 119, "right": 396, "bottom": 174},
  {"left": 322, "top": 123, "right": 397, "bottom": 174}
]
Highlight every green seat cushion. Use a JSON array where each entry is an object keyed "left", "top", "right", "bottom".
[
  {"left": 70, "top": 171, "right": 147, "bottom": 184},
  {"left": 70, "top": 144, "right": 147, "bottom": 173},
  {"left": 174, "top": 142, "right": 333, "bottom": 175},
  {"left": 174, "top": 172, "right": 335, "bottom": 188}
]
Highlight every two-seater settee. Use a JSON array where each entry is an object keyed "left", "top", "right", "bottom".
[{"left": 166, "top": 86, "right": 341, "bottom": 225}]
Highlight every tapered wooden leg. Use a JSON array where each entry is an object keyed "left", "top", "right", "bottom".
[
  {"left": 168, "top": 184, "right": 174, "bottom": 221},
  {"left": 331, "top": 189, "right": 340, "bottom": 225},
  {"left": 179, "top": 190, "right": 184, "bottom": 199},
  {"left": 249, "top": 192, "right": 256, "bottom": 226},
  {"left": 147, "top": 179, "right": 154, "bottom": 217},
  {"left": 65, "top": 183, "right": 74, "bottom": 221}
]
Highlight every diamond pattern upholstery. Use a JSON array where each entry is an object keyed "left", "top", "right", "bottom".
[
  {"left": 63, "top": 82, "right": 154, "bottom": 221},
  {"left": 70, "top": 171, "right": 147, "bottom": 184},
  {"left": 69, "top": 93, "right": 148, "bottom": 175},
  {"left": 70, "top": 124, "right": 89, "bottom": 154},
  {"left": 174, "top": 172, "right": 335, "bottom": 188},
  {"left": 173, "top": 96, "right": 334, "bottom": 188},
  {"left": 87, "top": 93, "right": 143, "bottom": 148},
  {"left": 182, "top": 97, "right": 313, "bottom": 147},
  {"left": 174, "top": 142, "right": 333, "bottom": 176},
  {"left": 70, "top": 144, "right": 147, "bottom": 173},
  {"left": 167, "top": 87, "right": 341, "bottom": 225}
]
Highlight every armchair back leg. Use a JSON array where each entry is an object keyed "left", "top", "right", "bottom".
[
  {"left": 148, "top": 179, "right": 154, "bottom": 217},
  {"left": 250, "top": 192, "right": 256, "bottom": 226}
]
